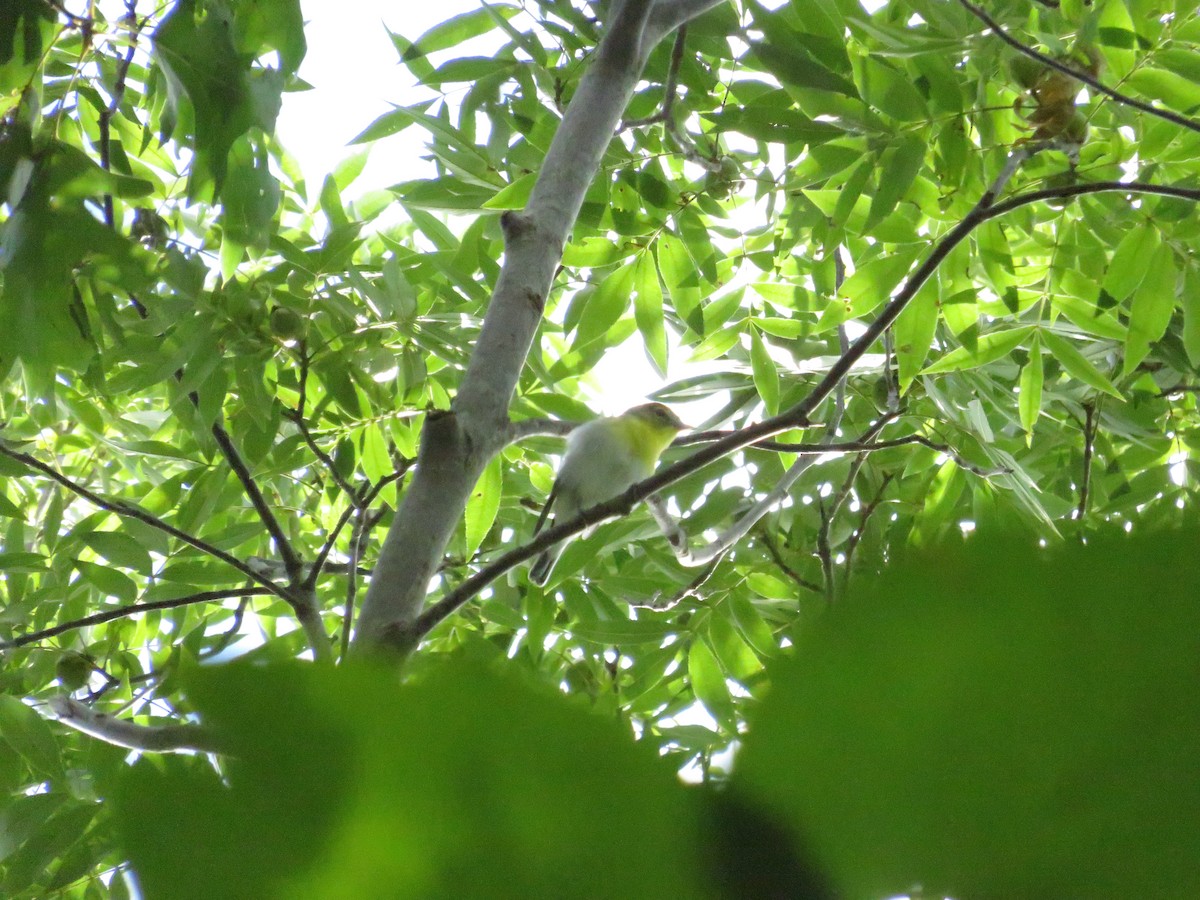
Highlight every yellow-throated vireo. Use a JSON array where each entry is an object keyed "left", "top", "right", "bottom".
[{"left": 529, "top": 402, "right": 687, "bottom": 586}]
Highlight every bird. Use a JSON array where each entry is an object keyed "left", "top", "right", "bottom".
[{"left": 529, "top": 402, "right": 687, "bottom": 586}]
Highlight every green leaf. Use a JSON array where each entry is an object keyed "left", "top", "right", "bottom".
[
  {"left": 481, "top": 172, "right": 536, "bottom": 210},
  {"left": 221, "top": 134, "right": 280, "bottom": 248},
  {"left": 0, "top": 696, "right": 64, "bottom": 781},
  {"left": 749, "top": 326, "right": 780, "bottom": 415},
  {"left": 574, "top": 264, "right": 635, "bottom": 350},
  {"left": 76, "top": 560, "right": 138, "bottom": 602},
  {"left": 403, "top": 7, "right": 515, "bottom": 59},
  {"left": 81, "top": 530, "right": 154, "bottom": 575},
  {"left": 855, "top": 55, "right": 928, "bottom": 121},
  {"left": 1183, "top": 265, "right": 1200, "bottom": 369},
  {"left": 348, "top": 105, "right": 424, "bottom": 145},
  {"left": 866, "top": 133, "right": 926, "bottom": 228},
  {"left": 464, "top": 455, "right": 502, "bottom": 558},
  {"left": 821, "top": 247, "right": 923, "bottom": 330},
  {"left": 634, "top": 252, "right": 667, "bottom": 376},
  {"left": 1101, "top": 225, "right": 1159, "bottom": 303},
  {"left": 726, "top": 594, "right": 777, "bottom": 659},
  {"left": 153, "top": 0, "right": 283, "bottom": 197},
  {"left": 1040, "top": 329, "right": 1122, "bottom": 400},
  {"left": 1124, "top": 244, "right": 1178, "bottom": 376},
  {"left": 318, "top": 173, "right": 348, "bottom": 229},
  {"left": 688, "top": 638, "right": 737, "bottom": 731},
  {"left": 1018, "top": 334, "right": 1043, "bottom": 438},
  {"left": 231, "top": 0, "right": 306, "bottom": 75},
  {"left": 734, "top": 530, "right": 1200, "bottom": 898},
  {"left": 921, "top": 326, "right": 1034, "bottom": 375},
  {"left": 570, "top": 619, "right": 675, "bottom": 644},
  {"left": 893, "top": 279, "right": 938, "bottom": 392},
  {"left": 115, "top": 660, "right": 707, "bottom": 899},
  {"left": 1126, "top": 67, "right": 1200, "bottom": 112}
]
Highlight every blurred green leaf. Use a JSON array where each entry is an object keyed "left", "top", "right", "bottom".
[{"left": 735, "top": 528, "right": 1200, "bottom": 899}]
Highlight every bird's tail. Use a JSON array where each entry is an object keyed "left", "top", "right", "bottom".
[
  {"left": 529, "top": 546, "right": 559, "bottom": 586},
  {"left": 529, "top": 485, "right": 560, "bottom": 586}
]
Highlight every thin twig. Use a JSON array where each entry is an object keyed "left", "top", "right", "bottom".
[
  {"left": 622, "top": 26, "right": 687, "bottom": 129},
  {"left": 1076, "top": 402, "right": 1096, "bottom": 523},
  {"left": 958, "top": 0, "right": 1200, "bottom": 135},
  {"left": 504, "top": 416, "right": 579, "bottom": 444},
  {"left": 840, "top": 472, "right": 896, "bottom": 593},
  {"left": 620, "top": 26, "right": 723, "bottom": 173},
  {"left": 285, "top": 346, "right": 362, "bottom": 502},
  {"left": 208, "top": 421, "right": 303, "bottom": 581},
  {"left": 339, "top": 508, "right": 368, "bottom": 661},
  {"left": 632, "top": 557, "right": 721, "bottom": 610},
  {"left": 201, "top": 595, "right": 251, "bottom": 660},
  {"left": 757, "top": 529, "right": 822, "bottom": 595},
  {"left": 1157, "top": 383, "right": 1200, "bottom": 398},
  {"left": 0, "top": 588, "right": 270, "bottom": 650},
  {"left": 305, "top": 502, "right": 357, "bottom": 591},
  {"left": 97, "top": 0, "right": 140, "bottom": 228},
  {"left": 816, "top": 499, "right": 834, "bottom": 601}
]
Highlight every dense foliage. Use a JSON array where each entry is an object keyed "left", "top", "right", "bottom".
[{"left": 1, "top": 0, "right": 1198, "bottom": 895}]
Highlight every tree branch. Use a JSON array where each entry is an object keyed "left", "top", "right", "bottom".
[
  {"left": 0, "top": 588, "right": 270, "bottom": 651},
  {"left": 504, "top": 417, "right": 579, "bottom": 444},
  {"left": 355, "top": 0, "right": 704, "bottom": 650},
  {"left": 47, "top": 696, "right": 223, "bottom": 755},
  {"left": 758, "top": 529, "right": 823, "bottom": 595},
  {"left": 958, "top": 0, "right": 1200, "bottom": 135},
  {"left": 1076, "top": 402, "right": 1097, "bottom": 524},
  {"left": 645, "top": 0, "right": 729, "bottom": 46},
  {"left": 839, "top": 472, "right": 896, "bottom": 594},
  {"left": 209, "top": 421, "right": 303, "bottom": 581},
  {"left": 375, "top": 179, "right": 1199, "bottom": 652},
  {"left": 97, "top": 0, "right": 141, "bottom": 228},
  {"left": 0, "top": 442, "right": 331, "bottom": 658},
  {"left": 0, "top": 443, "right": 285, "bottom": 597}
]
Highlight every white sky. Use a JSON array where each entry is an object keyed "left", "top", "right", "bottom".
[
  {"left": 276, "top": 0, "right": 481, "bottom": 192},
  {"left": 276, "top": 0, "right": 689, "bottom": 416}
]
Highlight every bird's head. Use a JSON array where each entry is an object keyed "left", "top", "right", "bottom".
[{"left": 625, "top": 402, "right": 687, "bottom": 434}]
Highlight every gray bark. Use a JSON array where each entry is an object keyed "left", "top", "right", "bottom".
[{"left": 354, "top": 0, "right": 729, "bottom": 653}]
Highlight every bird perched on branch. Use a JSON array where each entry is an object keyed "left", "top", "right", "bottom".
[{"left": 529, "top": 402, "right": 687, "bottom": 586}]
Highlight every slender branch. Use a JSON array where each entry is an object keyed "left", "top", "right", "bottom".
[
  {"left": 285, "top": 350, "right": 361, "bottom": 503},
  {"left": 208, "top": 422, "right": 303, "bottom": 581},
  {"left": 816, "top": 499, "right": 834, "bottom": 601},
  {"left": 958, "top": 0, "right": 1200, "bottom": 135},
  {"left": 1157, "top": 383, "right": 1200, "bottom": 398},
  {"left": 285, "top": 410, "right": 361, "bottom": 503},
  {"left": 840, "top": 472, "right": 896, "bottom": 592},
  {"left": 98, "top": 3, "right": 141, "bottom": 228},
  {"left": 632, "top": 557, "right": 720, "bottom": 610},
  {"left": 758, "top": 529, "right": 823, "bottom": 595},
  {"left": 339, "top": 507, "right": 370, "bottom": 661},
  {"left": 0, "top": 443, "right": 288, "bottom": 599},
  {"left": 622, "top": 27, "right": 687, "bottom": 130},
  {"left": 201, "top": 595, "right": 251, "bottom": 660},
  {"left": 645, "top": 0, "right": 729, "bottom": 46},
  {"left": 1076, "top": 402, "right": 1097, "bottom": 523},
  {"left": 47, "top": 696, "right": 223, "bottom": 754},
  {"left": 620, "top": 26, "right": 723, "bottom": 172},
  {"left": 680, "top": 430, "right": 1007, "bottom": 477},
  {"left": 305, "top": 502, "right": 357, "bottom": 591},
  {"left": 827, "top": 450, "right": 870, "bottom": 525},
  {"left": 0, "top": 588, "right": 270, "bottom": 650},
  {"left": 379, "top": 179, "right": 1199, "bottom": 651}
]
